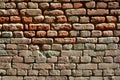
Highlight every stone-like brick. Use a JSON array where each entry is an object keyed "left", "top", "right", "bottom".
[
  {"left": 98, "top": 37, "right": 119, "bottom": 43},
  {"left": 5, "top": 2, "right": 16, "bottom": 8},
  {"left": 80, "top": 31, "right": 91, "bottom": 37},
  {"left": 114, "top": 56, "right": 120, "bottom": 62},
  {"left": 42, "top": 44, "right": 51, "bottom": 50},
  {"left": 58, "top": 56, "right": 69, "bottom": 63},
  {"left": 115, "top": 69, "right": 120, "bottom": 75},
  {"left": 77, "top": 64, "right": 97, "bottom": 70},
  {"left": 33, "top": 16, "right": 44, "bottom": 23},
  {"left": 92, "top": 56, "right": 103, "bottom": 63},
  {"left": 73, "top": 24, "right": 94, "bottom": 30},
  {"left": 47, "top": 31, "right": 57, "bottom": 37},
  {"left": 93, "top": 70, "right": 103, "bottom": 76},
  {"left": 0, "top": 17, "right": 9, "bottom": 23},
  {"left": 44, "top": 16, "right": 56, "bottom": 23},
  {"left": 105, "top": 50, "right": 120, "bottom": 56},
  {"left": 57, "top": 16, "right": 67, "bottom": 23},
  {"left": 39, "top": 3, "right": 49, "bottom": 9},
  {"left": 92, "top": 30, "right": 102, "bottom": 37},
  {"left": 66, "top": 9, "right": 86, "bottom": 15},
  {"left": 74, "top": 44, "right": 84, "bottom": 50},
  {"left": 96, "top": 2, "right": 107, "bottom": 8},
  {"left": 80, "top": 17, "right": 89, "bottom": 23},
  {"left": 72, "top": 70, "right": 82, "bottom": 76},
  {"left": 49, "top": 70, "right": 60, "bottom": 76},
  {"left": 62, "top": 3, "right": 73, "bottom": 9},
  {"left": 46, "top": 76, "right": 67, "bottom": 80},
  {"left": 34, "top": 63, "right": 53, "bottom": 69},
  {"left": 10, "top": 16, "right": 21, "bottom": 22},
  {"left": 107, "top": 43, "right": 118, "bottom": 50},
  {"left": 43, "top": 50, "right": 60, "bottom": 57},
  {"left": 104, "top": 57, "right": 113, "bottom": 63},
  {"left": 12, "top": 63, "right": 32, "bottom": 69},
  {"left": 39, "top": 70, "right": 49, "bottom": 76},
  {"left": 2, "top": 31, "right": 13, "bottom": 38},
  {"left": 7, "top": 69, "right": 16, "bottom": 75},
  {"left": 13, "top": 31, "right": 24, "bottom": 38},
  {"left": 32, "top": 38, "right": 53, "bottom": 44},
  {"left": 90, "top": 77, "right": 103, "bottom": 80},
  {"left": 85, "top": 43, "right": 95, "bottom": 50},
  {"left": 110, "top": 9, "right": 120, "bottom": 15},
  {"left": 50, "top": 3, "right": 61, "bottom": 9},
  {"left": 61, "top": 70, "right": 71, "bottom": 76},
  {"left": 17, "top": 69, "right": 27, "bottom": 76},
  {"left": 82, "top": 70, "right": 92, "bottom": 77},
  {"left": 103, "top": 69, "right": 114, "bottom": 76},
  {"left": 12, "top": 56, "right": 23, "bottom": 63},
  {"left": 85, "top": 1, "right": 95, "bottom": 8},
  {"left": 69, "top": 56, "right": 80, "bottom": 63},
  {"left": 99, "top": 63, "right": 119, "bottom": 69},
  {"left": 36, "top": 31, "right": 46, "bottom": 37},
  {"left": 0, "top": 63, "right": 11, "bottom": 69},
  {"left": 47, "top": 56, "right": 57, "bottom": 63},
  {"left": 2, "top": 76, "right": 23, "bottom": 80},
  {"left": 80, "top": 56, "right": 91, "bottom": 63},
  {"left": 18, "top": 2, "right": 27, "bottom": 9},
  {"left": 91, "top": 17, "right": 105, "bottom": 23},
  {"left": 77, "top": 37, "right": 97, "bottom": 43},
  {"left": 52, "top": 44, "right": 62, "bottom": 51},
  {"left": 68, "top": 16, "right": 79, "bottom": 22},
  {"left": 106, "top": 16, "right": 117, "bottom": 22},
  {"left": 70, "top": 31, "right": 79, "bottom": 37},
  {"left": 28, "top": 70, "right": 38, "bottom": 76},
  {"left": 88, "top": 9, "right": 109, "bottom": 15},
  {"left": 44, "top": 10, "right": 64, "bottom": 16},
  {"left": 55, "top": 38, "right": 76, "bottom": 44},
  {"left": 11, "top": 38, "right": 31, "bottom": 44},
  {"left": 28, "top": 2, "right": 38, "bottom": 9},
  {"left": 103, "top": 31, "right": 113, "bottom": 37},
  {"left": 108, "top": 2, "right": 119, "bottom": 8},
  {"left": 63, "top": 44, "right": 73, "bottom": 50},
  {"left": 24, "top": 31, "right": 35, "bottom": 38},
  {"left": 96, "top": 44, "right": 107, "bottom": 51},
  {"left": 0, "top": 2, "right": 5, "bottom": 8},
  {"left": 73, "top": 3, "right": 83, "bottom": 9}
]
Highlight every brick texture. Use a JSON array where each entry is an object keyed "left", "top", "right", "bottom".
[{"left": 0, "top": 0, "right": 120, "bottom": 80}]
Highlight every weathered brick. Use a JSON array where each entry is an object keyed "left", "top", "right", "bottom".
[
  {"left": 82, "top": 70, "right": 92, "bottom": 76},
  {"left": 92, "top": 30, "right": 102, "bottom": 37},
  {"left": 11, "top": 38, "right": 31, "bottom": 44},
  {"left": 0, "top": 63, "right": 11, "bottom": 69},
  {"left": 7, "top": 69, "right": 16, "bottom": 75},
  {"left": 13, "top": 31, "right": 24, "bottom": 38},
  {"left": 88, "top": 9, "right": 108, "bottom": 15},
  {"left": 39, "top": 3, "right": 49, "bottom": 9},
  {"left": 57, "top": 16, "right": 67, "bottom": 23},
  {"left": 24, "top": 31, "right": 35, "bottom": 38},
  {"left": 96, "top": 44, "right": 107, "bottom": 51},
  {"left": 77, "top": 37, "right": 97, "bottom": 43},
  {"left": 36, "top": 31, "right": 46, "bottom": 37},
  {"left": 63, "top": 44, "right": 73, "bottom": 50},
  {"left": 58, "top": 56, "right": 69, "bottom": 63},
  {"left": 104, "top": 57, "right": 113, "bottom": 63},
  {"left": 17, "top": 69, "right": 27, "bottom": 76},
  {"left": 80, "top": 31, "right": 91, "bottom": 37},
  {"left": 74, "top": 43, "right": 84, "bottom": 50},
  {"left": 47, "top": 56, "right": 57, "bottom": 63},
  {"left": 93, "top": 70, "right": 103, "bottom": 76},
  {"left": 99, "top": 63, "right": 119, "bottom": 69},
  {"left": 28, "top": 2, "right": 38, "bottom": 9},
  {"left": 68, "top": 16, "right": 79, "bottom": 22},
  {"left": 62, "top": 3, "right": 73, "bottom": 9},
  {"left": 55, "top": 63, "right": 76, "bottom": 69},
  {"left": 47, "top": 30, "right": 57, "bottom": 37},
  {"left": 2, "top": 31, "right": 13, "bottom": 38},
  {"left": 46, "top": 76, "right": 67, "bottom": 80},
  {"left": 12, "top": 63, "right": 32, "bottom": 69},
  {"left": 85, "top": 1, "right": 95, "bottom": 8},
  {"left": 44, "top": 10, "right": 64, "bottom": 16},
  {"left": 90, "top": 77, "right": 103, "bottom": 80},
  {"left": 61, "top": 50, "right": 82, "bottom": 56},
  {"left": 106, "top": 16, "right": 117, "bottom": 22},
  {"left": 10, "top": 16, "right": 21, "bottom": 22},
  {"left": 0, "top": 17, "right": 9, "bottom": 23},
  {"left": 34, "top": 63, "right": 53, "bottom": 69},
  {"left": 80, "top": 56, "right": 91, "bottom": 63},
  {"left": 91, "top": 17, "right": 105, "bottom": 23},
  {"left": 28, "top": 70, "right": 38, "bottom": 76},
  {"left": 80, "top": 17, "right": 89, "bottom": 23},
  {"left": 85, "top": 43, "right": 95, "bottom": 50},
  {"left": 98, "top": 37, "right": 119, "bottom": 43},
  {"left": 52, "top": 44, "right": 62, "bottom": 51},
  {"left": 32, "top": 38, "right": 53, "bottom": 44},
  {"left": 43, "top": 50, "right": 60, "bottom": 57},
  {"left": 49, "top": 70, "right": 60, "bottom": 75},
  {"left": 50, "top": 3, "right": 61, "bottom": 9},
  {"left": 103, "top": 31, "right": 113, "bottom": 36},
  {"left": 2, "top": 76, "right": 23, "bottom": 80},
  {"left": 18, "top": 2, "right": 27, "bottom": 9},
  {"left": 12, "top": 56, "right": 23, "bottom": 63},
  {"left": 5, "top": 2, "right": 16, "bottom": 8},
  {"left": 66, "top": 9, "right": 86, "bottom": 15},
  {"left": 55, "top": 38, "right": 76, "bottom": 44},
  {"left": 96, "top": 2, "right": 107, "bottom": 8},
  {"left": 72, "top": 70, "right": 82, "bottom": 76},
  {"left": 39, "top": 70, "right": 49, "bottom": 76},
  {"left": 61, "top": 70, "right": 71, "bottom": 76},
  {"left": 77, "top": 64, "right": 97, "bottom": 70},
  {"left": 44, "top": 16, "right": 56, "bottom": 23},
  {"left": 73, "top": 3, "right": 83, "bottom": 9},
  {"left": 111, "top": 9, "right": 120, "bottom": 15},
  {"left": 22, "top": 17, "right": 32, "bottom": 23},
  {"left": 73, "top": 24, "right": 94, "bottom": 30},
  {"left": 33, "top": 16, "right": 44, "bottom": 23},
  {"left": 108, "top": 2, "right": 119, "bottom": 8}
]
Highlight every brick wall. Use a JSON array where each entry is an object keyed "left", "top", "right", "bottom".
[{"left": 0, "top": 0, "right": 120, "bottom": 80}]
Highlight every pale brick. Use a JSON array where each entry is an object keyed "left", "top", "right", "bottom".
[
  {"left": 61, "top": 50, "right": 82, "bottom": 56},
  {"left": 2, "top": 76, "right": 23, "bottom": 80},
  {"left": 96, "top": 44, "right": 107, "bottom": 51},
  {"left": 74, "top": 44, "right": 84, "bottom": 50},
  {"left": 49, "top": 70, "right": 60, "bottom": 76},
  {"left": 73, "top": 24, "right": 94, "bottom": 30},
  {"left": 77, "top": 64, "right": 97, "bottom": 70},
  {"left": 61, "top": 70, "right": 71, "bottom": 76},
  {"left": 72, "top": 70, "right": 82, "bottom": 76},
  {"left": 82, "top": 70, "right": 92, "bottom": 76},
  {"left": 66, "top": 9, "right": 86, "bottom": 15},
  {"left": 99, "top": 63, "right": 119, "bottom": 69}
]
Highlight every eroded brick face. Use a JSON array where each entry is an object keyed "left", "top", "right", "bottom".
[{"left": 0, "top": 0, "right": 120, "bottom": 80}]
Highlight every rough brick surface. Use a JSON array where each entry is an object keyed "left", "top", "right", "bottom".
[{"left": 0, "top": 0, "right": 120, "bottom": 80}]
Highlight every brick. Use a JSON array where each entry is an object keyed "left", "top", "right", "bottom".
[
  {"left": 114, "top": 30, "right": 120, "bottom": 36},
  {"left": 61, "top": 70, "right": 71, "bottom": 76},
  {"left": 42, "top": 44, "right": 51, "bottom": 50},
  {"left": 33, "top": 16, "right": 44, "bottom": 23},
  {"left": 52, "top": 44, "right": 62, "bottom": 51},
  {"left": 0, "top": 38, "right": 11, "bottom": 44},
  {"left": 39, "top": 70, "right": 49, "bottom": 76},
  {"left": 52, "top": 23, "right": 72, "bottom": 30},
  {"left": 104, "top": 57, "right": 113, "bottom": 63},
  {"left": 44, "top": 10, "right": 64, "bottom": 16},
  {"left": 0, "top": 2, "right": 5, "bottom": 8},
  {"left": 13, "top": 31, "right": 24, "bottom": 38},
  {"left": 92, "top": 56, "right": 103, "bottom": 63},
  {"left": 110, "top": 9, "right": 120, "bottom": 15},
  {"left": 90, "top": 77, "right": 103, "bottom": 80},
  {"left": 114, "top": 56, "right": 120, "bottom": 62},
  {"left": 80, "top": 56, "right": 91, "bottom": 63},
  {"left": 77, "top": 64, "right": 97, "bottom": 70},
  {"left": 5, "top": 2, "right": 16, "bottom": 8},
  {"left": 93, "top": 70, "right": 102, "bottom": 76},
  {"left": 32, "top": 38, "right": 53, "bottom": 44},
  {"left": 31, "top": 0, "right": 52, "bottom": 2},
  {"left": 99, "top": 63, "right": 119, "bottom": 69},
  {"left": 10, "top": 16, "right": 21, "bottom": 22},
  {"left": 7, "top": 69, "right": 16, "bottom": 75},
  {"left": 66, "top": 9, "right": 86, "bottom": 15},
  {"left": 74, "top": 44, "right": 84, "bottom": 50},
  {"left": 74, "top": 3, "right": 83, "bottom": 9},
  {"left": 46, "top": 76, "right": 67, "bottom": 80},
  {"left": 29, "top": 45, "right": 39, "bottom": 50},
  {"left": 108, "top": 2, "right": 119, "bottom": 8},
  {"left": 70, "top": 31, "right": 79, "bottom": 37},
  {"left": 96, "top": 44, "right": 107, "bottom": 51},
  {"left": 82, "top": 70, "right": 92, "bottom": 76},
  {"left": 7, "top": 9, "right": 19, "bottom": 15},
  {"left": 105, "top": 50, "right": 120, "bottom": 56},
  {"left": 24, "top": 57, "right": 34, "bottom": 63},
  {"left": 0, "top": 50, "right": 7, "bottom": 55},
  {"left": 34, "top": 63, "right": 53, "bottom": 69},
  {"left": 91, "top": 17, "right": 105, "bottom": 23},
  {"left": 85, "top": 1, "right": 95, "bottom": 8},
  {"left": 107, "top": 43, "right": 118, "bottom": 50},
  {"left": 80, "top": 17, "right": 89, "bottom": 23},
  {"left": 2, "top": 31, "right": 13, "bottom": 38},
  {"left": 77, "top": 37, "right": 97, "bottom": 43},
  {"left": 0, "top": 57, "right": 11, "bottom": 63},
  {"left": 0, "top": 17, "right": 9, "bottom": 23},
  {"left": 72, "top": 70, "right": 82, "bottom": 76},
  {"left": 98, "top": 37, "right": 119, "bottom": 43},
  {"left": 0, "top": 63, "right": 11, "bottom": 69},
  {"left": 43, "top": 51, "right": 60, "bottom": 57},
  {"left": 11, "top": 38, "right": 31, "bottom": 44},
  {"left": 24, "top": 31, "right": 35, "bottom": 38},
  {"left": 22, "top": 17, "right": 32, "bottom": 23},
  {"left": 96, "top": 23, "right": 116, "bottom": 30},
  {"left": 71, "top": 0, "right": 91, "bottom": 2},
  {"left": 69, "top": 56, "right": 80, "bottom": 63},
  {"left": 36, "top": 56, "right": 46, "bottom": 63},
  {"left": 96, "top": 2, "right": 107, "bottom": 8},
  {"left": 88, "top": 9, "right": 108, "bottom": 15},
  {"left": 28, "top": 70, "right": 38, "bottom": 76},
  {"left": 30, "top": 24, "right": 50, "bottom": 30},
  {"left": 47, "top": 30, "right": 57, "bottom": 37},
  {"left": 45, "top": 16, "right": 56, "bottom": 23},
  {"left": 85, "top": 43, "right": 95, "bottom": 50},
  {"left": 61, "top": 50, "right": 82, "bottom": 56},
  {"left": 58, "top": 56, "right": 69, "bottom": 63},
  {"left": 103, "top": 31, "right": 113, "bottom": 36},
  {"left": 103, "top": 69, "right": 114, "bottom": 76},
  {"left": 17, "top": 69, "right": 27, "bottom": 76},
  {"left": 28, "top": 2, "right": 38, "bottom": 9},
  {"left": 12, "top": 56, "right": 23, "bottom": 63},
  {"left": 0, "top": 69, "right": 6, "bottom": 75},
  {"left": 0, "top": 44, "right": 5, "bottom": 50},
  {"left": 39, "top": 3, "right": 49, "bottom": 9},
  {"left": 55, "top": 63, "right": 76, "bottom": 69},
  {"left": 73, "top": 24, "right": 94, "bottom": 30},
  {"left": 12, "top": 63, "right": 32, "bottom": 69},
  {"left": 49, "top": 70, "right": 60, "bottom": 75},
  {"left": 106, "top": 16, "right": 117, "bottom": 22},
  {"left": 92, "top": 30, "right": 102, "bottom": 37},
  {"left": 21, "top": 9, "right": 42, "bottom": 16},
  {"left": 68, "top": 16, "right": 79, "bottom": 22},
  {"left": 47, "top": 56, "right": 57, "bottom": 63},
  {"left": 54, "top": 38, "right": 76, "bottom": 44},
  {"left": 115, "top": 69, "right": 120, "bottom": 75},
  {"left": 50, "top": 3, "right": 61, "bottom": 9},
  {"left": 58, "top": 31, "right": 68, "bottom": 37},
  {"left": 62, "top": 3, "right": 73, "bottom": 9},
  {"left": 2, "top": 76, "right": 23, "bottom": 80},
  {"left": 56, "top": 16, "right": 67, "bottom": 23},
  {"left": 63, "top": 44, "right": 73, "bottom": 50},
  {"left": 36, "top": 31, "right": 46, "bottom": 37},
  {"left": 18, "top": 2, "right": 27, "bottom": 9},
  {"left": 80, "top": 31, "right": 91, "bottom": 37},
  {"left": 3, "top": 24, "right": 23, "bottom": 31}
]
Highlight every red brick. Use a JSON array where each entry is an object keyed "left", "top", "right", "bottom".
[
  {"left": 88, "top": 9, "right": 108, "bottom": 15},
  {"left": 91, "top": 17, "right": 105, "bottom": 23},
  {"left": 103, "top": 31, "right": 113, "bottom": 36},
  {"left": 96, "top": 23, "right": 116, "bottom": 30},
  {"left": 32, "top": 38, "right": 53, "bottom": 44},
  {"left": 57, "top": 16, "right": 67, "bottom": 23},
  {"left": 10, "top": 16, "right": 21, "bottom": 22},
  {"left": 22, "top": 17, "right": 32, "bottom": 23},
  {"left": 50, "top": 3, "right": 61, "bottom": 9},
  {"left": 24, "top": 31, "right": 35, "bottom": 38},
  {"left": 7, "top": 69, "right": 16, "bottom": 75},
  {"left": 36, "top": 31, "right": 46, "bottom": 37},
  {"left": 0, "top": 17, "right": 9, "bottom": 23},
  {"left": 33, "top": 16, "right": 44, "bottom": 23},
  {"left": 39, "top": 3, "right": 49, "bottom": 9},
  {"left": 44, "top": 10, "right": 64, "bottom": 16},
  {"left": 74, "top": 3, "right": 83, "bottom": 8},
  {"left": 24, "top": 57, "right": 34, "bottom": 63},
  {"left": 0, "top": 57, "right": 11, "bottom": 63},
  {"left": 96, "top": 2, "right": 107, "bottom": 8},
  {"left": 58, "top": 31, "right": 68, "bottom": 37},
  {"left": 54, "top": 38, "right": 76, "bottom": 44},
  {"left": 62, "top": 3, "right": 73, "bottom": 9}
]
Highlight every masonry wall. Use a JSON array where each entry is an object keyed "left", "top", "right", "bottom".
[{"left": 0, "top": 0, "right": 120, "bottom": 80}]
